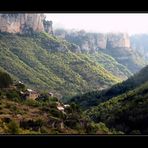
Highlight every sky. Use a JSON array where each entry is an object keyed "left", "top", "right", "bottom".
[{"left": 45, "top": 13, "right": 148, "bottom": 35}]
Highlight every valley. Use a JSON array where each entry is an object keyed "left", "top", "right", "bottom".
[{"left": 0, "top": 13, "right": 148, "bottom": 134}]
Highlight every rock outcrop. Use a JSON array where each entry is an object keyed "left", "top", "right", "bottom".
[
  {"left": 107, "top": 33, "right": 130, "bottom": 49},
  {"left": 43, "top": 20, "right": 53, "bottom": 34},
  {"left": 55, "top": 29, "right": 131, "bottom": 52},
  {"left": 130, "top": 34, "right": 148, "bottom": 60},
  {"left": 54, "top": 29, "right": 146, "bottom": 73},
  {"left": 0, "top": 14, "right": 53, "bottom": 34}
]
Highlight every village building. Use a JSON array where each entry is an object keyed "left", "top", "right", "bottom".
[
  {"left": 64, "top": 104, "right": 70, "bottom": 108},
  {"left": 22, "top": 89, "right": 39, "bottom": 100},
  {"left": 57, "top": 106, "right": 64, "bottom": 111},
  {"left": 48, "top": 92, "right": 53, "bottom": 97},
  {"left": 56, "top": 102, "right": 65, "bottom": 111},
  {"left": 18, "top": 81, "right": 24, "bottom": 84}
]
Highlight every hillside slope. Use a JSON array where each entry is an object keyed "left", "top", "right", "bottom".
[
  {"left": 0, "top": 70, "right": 118, "bottom": 134},
  {"left": 66, "top": 65, "right": 148, "bottom": 134},
  {"left": 0, "top": 32, "right": 124, "bottom": 98},
  {"left": 87, "top": 80, "right": 148, "bottom": 134},
  {"left": 55, "top": 29, "right": 146, "bottom": 74},
  {"left": 70, "top": 65, "right": 148, "bottom": 109}
]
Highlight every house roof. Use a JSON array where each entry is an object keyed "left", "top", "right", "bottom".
[
  {"left": 26, "top": 89, "right": 38, "bottom": 94},
  {"left": 57, "top": 106, "right": 64, "bottom": 111},
  {"left": 27, "top": 89, "right": 33, "bottom": 92}
]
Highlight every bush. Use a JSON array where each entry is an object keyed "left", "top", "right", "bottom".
[
  {"left": 15, "top": 83, "right": 26, "bottom": 91},
  {"left": 20, "top": 119, "right": 44, "bottom": 131},
  {"left": 36, "top": 93, "right": 49, "bottom": 102},
  {"left": 0, "top": 71, "right": 13, "bottom": 88},
  {"left": 49, "top": 102, "right": 57, "bottom": 108},
  {"left": 2, "top": 117, "right": 12, "bottom": 123},
  {"left": 6, "top": 90, "right": 20, "bottom": 100},
  {"left": 40, "top": 126, "right": 49, "bottom": 134},
  {"left": 85, "top": 123, "right": 96, "bottom": 134},
  {"left": 7, "top": 120, "right": 20, "bottom": 134},
  {"left": 24, "top": 99, "right": 42, "bottom": 107},
  {"left": 64, "top": 119, "right": 78, "bottom": 129},
  {"left": 49, "top": 108, "right": 62, "bottom": 118},
  {"left": 70, "top": 103, "right": 81, "bottom": 113}
]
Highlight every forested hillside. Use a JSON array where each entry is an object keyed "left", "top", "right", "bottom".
[{"left": 0, "top": 32, "right": 128, "bottom": 98}]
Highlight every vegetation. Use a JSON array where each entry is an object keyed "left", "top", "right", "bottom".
[
  {"left": 70, "top": 65, "right": 148, "bottom": 109},
  {"left": 55, "top": 29, "right": 146, "bottom": 74},
  {"left": 85, "top": 52, "right": 132, "bottom": 79},
  {"left": 80, "top": 65, "right": 148, "bottom": 134},
  {"left": 0, "top": 32, "right": 132, "bottom": 99},
  {"left": 100, "top": 47, "right": 146, "bottom": 73},
  {"left": 0, "top": 71, "right": 13, "bottom": 88},
  {"left": 87, "top": 81, "right": 148, "bottom": 134},
  {"left": 0, "top": 29, "right": 148, "bottom": 134},
  {"left": 0, "top": 70, "right": 115, "bottom": 134}
]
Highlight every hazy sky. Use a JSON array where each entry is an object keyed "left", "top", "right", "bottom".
[{"left": 45, "top": 13, "right": 148, "bottom": 35}]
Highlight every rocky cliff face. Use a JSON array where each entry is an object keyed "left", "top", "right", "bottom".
[
  {"left": 130, "top": 34, "right": 148, "bottom": 60},
  {"left": 79, "top": 33, "right": 107, "bottom": 52},
  {"left": 107, "top": 33, "right": 130, "bottom": 49},
  {"left": 55, "top": 29, "right": 146, "bottom": 73},
  {"left": 0, "top": 14, "right": 53, "bottom": 34},
  {"left": 55, "top": 29, "right": 130, "bottom": 52},
  {"left": 43, "top": 20, "right": 53, "bottom": 34}
]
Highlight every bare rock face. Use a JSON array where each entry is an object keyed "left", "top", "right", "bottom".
[
  {"left": 80, "top": 33, "right": 107, "bottom": 52},
  {"left": 55, "top": 30, "right": 108, "bottom": 53},
  {"left": 43, "top": 20, "right": 53, "bottom": 34},
  {"left": 107, "top": 33, "right": 130, "bottom": 49},
  {"left": 0, "top": 14, "right": 53, "bottom": 34},
  {"left": 95, "top": 33, "right": 107, "bottom": 49}
]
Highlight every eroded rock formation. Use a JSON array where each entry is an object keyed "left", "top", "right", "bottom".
[
  {"left": 107, "top": 33, "right": 130, "bottom": 48},
  {"left": 55, "top": 30, "right": 131, "bottom": 52},
  {"left": 0, "top": 14, "right": 53, "bottom": 34}
]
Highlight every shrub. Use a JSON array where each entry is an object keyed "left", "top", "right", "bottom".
[
  {"left": 36, "top": 93, "right": 49, "bottom": 102},
  {"left": 0, "top": 71, "right": 13, "bottom": 88},
  {"left": 24, "top": 99, "right": 42, "bottom": 107},
  {"left": 70, "top": 102, "right": 81, "bottom": 113},
  {"left": 49, "top": 108, "right": 62, "bottom": 118},
  {"left": 40, "top": 126, "right": 49, "bottom": 134},
  {"left": 49, "top": 102, "right": 57, "bottom": 108},
  {"left": 64, "top": 119, "right": 78, "bottom": 129},
  {"left": 20, "top": 119, "right": 44, "bottom": 131},
  {"left": 15, "top": 83, "right": 26, "bottom": 91},
  {"left": 6, "top": 90, "right": 20, "bottom": 100},
  {"left": 7, "top": 120, "right": 20, "bottom": 134},
  {"left": 2, "top": 117, "right": 12, "bottom": 123},
  {"left": 95, "top": 122, "right": 110, "bottom": 133}
]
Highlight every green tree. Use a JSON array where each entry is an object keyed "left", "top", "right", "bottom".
[
  {"left": 0, "top": 71, "right": 13, "bottom": 88},
  {"left": 7, "top": 121, "right": 20, "bottom": 134}
]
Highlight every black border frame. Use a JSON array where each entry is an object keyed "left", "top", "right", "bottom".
[{"left": 0, "top": 3, "right": 148, "bottom": 145}]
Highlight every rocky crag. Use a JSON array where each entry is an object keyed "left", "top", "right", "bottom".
[
  {"left": 55, "top": 30, "right": 130, "bottom": 52},
  {"left": 0, "top": 14, "right": 53, "bottom": 34},
  {"left": 55, "top": 29, "right": 146, "bottom": 73}
]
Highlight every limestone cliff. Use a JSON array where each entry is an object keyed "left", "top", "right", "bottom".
[
  {"left": 55, "top": 30, "right": 107, "bottom": 52},
  {"left": 0, "top": 14, "right": 53, "bottom": 34},
  {"left": 43, "top": 20, "right": 53, "bottom": 34},
  {"left": 54, "top": 29, "right": 146, "bottom": 73},
  {"left": 107, "top": 33, "right": 130, "bottom": 49},
  {"left": 54, "top": 29, "right": 130, "bottom": 52}
]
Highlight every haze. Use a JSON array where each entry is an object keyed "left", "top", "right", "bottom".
[{"left": 45, "top": 13, "right": 148, "bottom": 35}]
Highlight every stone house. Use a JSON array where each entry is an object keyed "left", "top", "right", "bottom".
[
  {"left": 48, "top": 92, "right": 53, "bottom": 97},
  {"left": 21, "top": 89, "right": 39, "bottom": 100}
]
